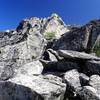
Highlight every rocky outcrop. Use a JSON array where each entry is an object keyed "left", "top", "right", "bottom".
[
  {"left": 42, "top": 14, "right": 70, "bottom": 39},
  {"left": 0, "top": 74, "right": 66, "bottom": 100},
  {"left": 58, "top": 50, "right": 100, "bottom": 60},
  {"left": 53, "top": 19, "right": 100, "bottom": 54},
  {"left": 78, "top": 86, "right": 100, "bottom": 100},
  {"left": 0, "top": 14, "right": 100, "bottom": 100},
  {"left": 85, "top": 60, "right": 100, "bottom": 75},
  {"left": 17, "top": 61, "right": 43, "bottom": 75},
  {"left": 63, "top": 69, "right": 81, "bottom": 99},
  {"left": 8, "top": 74, "right": 66, "bottom": 100},
  {"left": 53, "top": 26, "right": 90, "bottom": 51},
  {"left": 89, "top": 75, "right": 100, "bottom": 94}
]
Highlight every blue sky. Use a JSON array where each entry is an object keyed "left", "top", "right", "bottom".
[{"left": 0, "top": 0, "right": 100, "bottom": 31}]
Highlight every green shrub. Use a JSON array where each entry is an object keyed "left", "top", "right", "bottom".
[
  {"left": 44, "top": 32, "right": 56, "bottom": 40},
  {"left": 93, "top": 42, "right": 100, "bottom": 57},
  {"left": 93, "top": 47, "right": 100, "bottom": 57}
]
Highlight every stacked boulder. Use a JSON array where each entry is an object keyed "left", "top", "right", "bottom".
[{"left": 0, "top": 14, "right": 100, "bottom": 100}]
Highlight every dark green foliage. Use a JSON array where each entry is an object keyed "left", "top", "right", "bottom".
[{"left": 93, "top": 42, "right": 100, "bottom": 57}]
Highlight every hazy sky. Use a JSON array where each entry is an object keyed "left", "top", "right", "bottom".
[{"left": 0, "top": 0, "right": 100, "bottom": 30}]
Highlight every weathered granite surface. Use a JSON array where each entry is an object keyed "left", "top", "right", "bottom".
[{"left": 0, "top": 14, "right": 100, "bottom": 100}]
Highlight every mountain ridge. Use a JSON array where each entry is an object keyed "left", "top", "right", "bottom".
[{"left": 0, "top": 14, "right": 100, "bottom": 100}]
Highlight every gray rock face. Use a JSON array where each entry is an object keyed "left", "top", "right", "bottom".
[
  {"left": 0, "top": 29, "right": 47, "bottom": 61},
  {"left": 0, "top": 37, "right": 45, "bottom": 80},
  {"left": 64, "top": 69, "right": 81, "bottom": 90},
  {"left": 0, "top": 81, "right": 43, "bottom": 100},
  {"left": 0, "top": 14, "right": 100, "bottom": 100},
  {"left": 92, "top": 35, "right": 100, "bottom": 57},
  {"left": 89, "top": 75, "right": 100, "bottom": 95},
  {"left": 63, "top": 69, "right": 81, "bottom": 99},
  {"left": 26, "top": 31, "right": 47, "bottom": 59},
  {"left": 85, "top": 60, "right": 100, "bottom": 75},
  {"left": 0, "top": 17, "right": 47, "bottom": 81},
  {"left": 40, "top": 59, "right": 79, "bottom": 72},
  {"left": 78, "top": 86, "right": 100, "bottom": 100},
  {"left": 58, "top": 50, "right": 100, "bottom": 60},
  {"left": 8, "top": 74, "right": 66, "bottom": 100},
  {"left": 44, "top": 49, "right": 58, "bottom": 61},
  {"left": 46, "top": 49, "right": 64, "bottom": 60},
  {"left": 17, "top": 13, "right": 70, "bottom": 40},
  {"left": 0, "top": 31, "right": 27, "bottom": 47},
  {"left": 79, "top": 73, "right": 89, "bottom": 86},
  {"left": 53, "top": 26, "right": 90, "bottom": 51},
  {"left": 42, "top": 13, "right": 70, "bottom": 39},
  {"left": 53, "top": 20, "right": 100, "bottom": 53},
  {"left": 86, "top": 20, "right": 100, "bottom": 52},
  {"left": 0, "top": 60, "right": 44, "bottom": 81},
  {"left": 57, "top": 60, "right": 79, "bottom": 71},
  {"left": 17, "top": 61, "right": 43, "bottom": 75}
]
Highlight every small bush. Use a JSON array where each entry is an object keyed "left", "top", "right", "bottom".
[
  {"left": 44, "top": 32, "right": 56, "bottom": 40},
  {"left": 93, "top": 42, "right": 100, "bottom": 57},
  {"left": 93, "top": 47, "right": 100, "bottom": 57}
]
